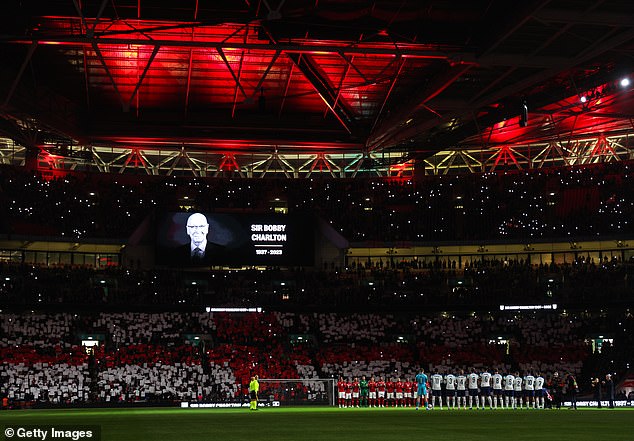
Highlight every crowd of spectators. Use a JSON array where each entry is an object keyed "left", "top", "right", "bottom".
[
  {"left": 1, "top": 161, "right": 633, "bottom": 407},
  {"left": 1, "top": 161, "right": 633, "bottom": 241},
  {"left": 1, "top": 259, "right": 631, "bottom": 309},
  {"left": 92, "top": 313, "right": 195, "bottom": 345},
  {"left": 1, "top": 309, "right": 631, "bottom": 407},
  {"left": 0, "top": 363, "right": 90, "bottom": 403},
  {"left": 95, "top": 362, "right": 236, "bottom": 403}
]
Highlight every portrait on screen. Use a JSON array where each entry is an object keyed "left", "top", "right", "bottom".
[
  {"left": 172, "top": 212, "right": 225, "bottom": 265},
  {"left": 155, "top": 212, "right": 314, "bottom": 267}
]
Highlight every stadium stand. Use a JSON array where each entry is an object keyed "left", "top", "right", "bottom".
[
  {"left": 1, "top": 162, "right": 634, "bottom": 241},
  {"left": 1, "top": 310, "right": 632, "bottom": 407},
  {"left": 0, "top": 163, "right": 633, "bottom": 409},
  {"left": 0, "top": 260, "right": 630, "bottom": 309}
]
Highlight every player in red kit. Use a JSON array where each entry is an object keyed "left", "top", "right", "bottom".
[
  {"left": 345, "top": 378, "right": 353, "bottom": 408},
  {"left": 395, "top": 377, "right": 404, "bottom": 407},
  {"left": 368, "top": 376, "right": 377, "bottom": 407},
  {"left": 352, "top": 377, "right": 360, "bottom": 407},
  {"left": 386, "top": 378, "right": 395, "bottom": 407},
  {"left": 377, "top": 376, "right": 386, "bottom": 407},
  {"left": 337, "top": 376, "right": 346, "bottom": 408},
  {"left": 404, "top": 378, "right": 414, "bottom": 407}
]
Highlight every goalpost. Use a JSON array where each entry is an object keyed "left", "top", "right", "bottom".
[{"left": 258, "top": 378, "right": 336, "bottom": 407}]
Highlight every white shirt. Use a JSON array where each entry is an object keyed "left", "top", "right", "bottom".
[
  {"left": 480, "top": 372, "right": 492, "bottom": 387},
  {"left": 457, "top": 375, "right": 467, "bottom": 390},
  {"left": 524, "top": 375, "right": 535, "bottom": 390},
  {"left": 445, "top": 374, "right": 457, "bottom": 390},
  {"left": 468, "top": 373, "right": 479, "bottom": 389},
  {"left": 190, "top": 239, "right": 207, "bottom": 256},
  {"left": 504, "top": 375, "right": 514, "bottom": 390},
  {"left": 535, "top": 376, "right": 544, "bottom": 390},
  {"left": 492, "top": 374, "right": 503, "bottom": 390},
  {"left": 431, "top": 374, "right": 443, "bottom": 390},
  {"left": 514, "top": 376, "right": 523, "bottom": 391}
]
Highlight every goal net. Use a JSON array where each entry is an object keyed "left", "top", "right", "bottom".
[{"left": 258, "top": 378, "right": 336, "bottom": 407}]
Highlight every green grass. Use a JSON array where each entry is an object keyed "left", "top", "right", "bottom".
[{"left": 1, "top": 407, "right": 633, "bottom": 441}]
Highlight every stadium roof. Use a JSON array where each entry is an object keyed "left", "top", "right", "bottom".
[{"left": 1, "top": 0, "right": 633, "bottom": 161}]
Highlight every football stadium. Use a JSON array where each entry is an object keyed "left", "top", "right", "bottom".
[{"left": 1, "top": 1, "right": 634, "bottom": 440}]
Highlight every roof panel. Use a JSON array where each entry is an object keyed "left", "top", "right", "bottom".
[{"left": 0, "top": 0, "right": 632, "bottom": 156}]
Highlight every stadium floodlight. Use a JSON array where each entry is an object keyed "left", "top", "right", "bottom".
[
  {"left": 620, "top": 77, "right": 630, "bottom": 87},
  {"left": 519, "top": 100, "right": 528, "bottom": 127}
]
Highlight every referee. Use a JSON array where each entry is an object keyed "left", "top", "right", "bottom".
[{"left": 249, "top": 375, "right": 260, "bottom": 411}]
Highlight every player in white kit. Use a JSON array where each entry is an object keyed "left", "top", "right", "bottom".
[
  {"left": 504, "top": 372, "right": 515, "bottom": 409},
  {"left": 456, "top": 370, "right": 467, "bottom": 409},
  {"left": 430, "top": 370, "right": 444, "bottom": 409},
  {"left": 445, "top": 373, "right": 457, "bottom": 409},
  {"left": 492, "top": 370, "right": 503, "bottom": 409},
  {"left": 479, "top": 369, "right": 492, "bottom": 410},
  {"left": 513, "top": 372, "right": 523, "bottom": 409},
  {"left": 523, "top": 372, "right": 535, "bottom": 409},
  {"left": 467, "top": 369, "right": 480, "bottom": 409},
  {"left": 534, "top": 373, "right": 545, "bottom": 409}
]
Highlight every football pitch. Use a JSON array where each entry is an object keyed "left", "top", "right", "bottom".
[{"left": 1, "top": 407, "right": 632, "bottom": 441}]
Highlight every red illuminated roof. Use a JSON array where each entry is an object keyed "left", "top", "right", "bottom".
[{"left": 0, "top": 0, "right": 633, "bottom": 157}]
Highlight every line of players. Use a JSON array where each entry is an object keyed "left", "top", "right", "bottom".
[{"left": 337, "top": 369, "right": 551, "bottom": 410}]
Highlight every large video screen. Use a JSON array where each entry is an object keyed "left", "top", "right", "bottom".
[{"left": 155, "top": 212, "right": 314, "bottom": 267}]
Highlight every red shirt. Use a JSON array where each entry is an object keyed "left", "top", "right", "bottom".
[
  {"left": 368, "top": 380, "right": 377, "bottom": 392},
  {"left": 386, "top": 381, "right": 395, "bottom": 393},
  {"left": 377, "top": 381, "right": 386, "bottom": 392},
  {"left": 395, "top": 381, "right": 403, "bottom": 393},
  {"left": 337, "top": 381, "right": 346, "bottom": 393},
  {"left": 345, "top": 382, "right": 353, "bottom": 393},
  {"left": 352, "top": 381, "right": 360, "bottom": 393}
]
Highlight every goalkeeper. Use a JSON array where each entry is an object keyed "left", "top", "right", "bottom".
[
  {"left": 359, "top": 375, "right": 369, "bottom": 407},
  {"left": 415, "top": 368, "right": 429, "bottom": 411},
  {"left": 249, "top": 375, "right": 260, "bottom": 410}
]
